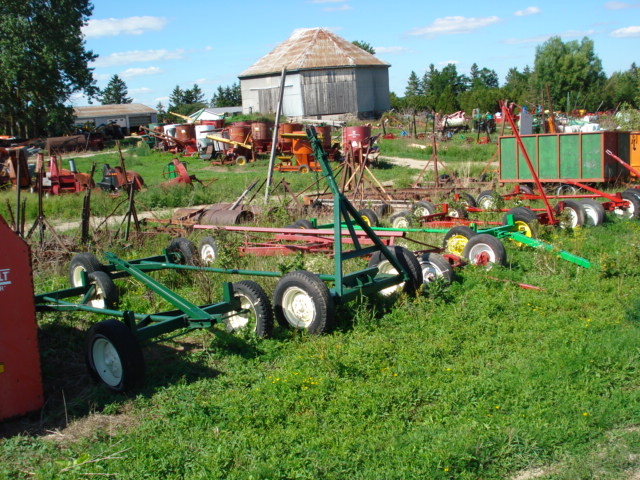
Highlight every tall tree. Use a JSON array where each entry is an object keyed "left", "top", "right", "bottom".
[
  {"left": 352, "top": 40, "right": 375, "bottom": 55},
  {"left": 0, "top": 0, "right": 98, "bottom": 137},
  {"left": 100, "top": 75, "right": 132, "bottom": 105},
  {"left": 602, "top": 63, "right": 639, "bottom": 109},
  {"left": 211, "top": 83, "right": 241, "bottom": 108},
  {"left": 532, "top": 36, "right": 606, "bottom": 111}
]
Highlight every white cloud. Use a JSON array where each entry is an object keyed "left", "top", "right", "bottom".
[
  {"left": 515, "top": 6, "right": 541, "bottom": 16},
  {"left": 408, "top": 16, "right": 501, "bottom": 37},
  {"left": 605, "top": 1, "right": 640, "bottom": 9},
  {"left": 83, "top": 16, "right": 168, "bottom": 38},
  {"left": 120, "top": 67, "right": 163, "bottom": 78},
  {"left": 93, "top": 49, "right": 186, "bottom": 68},
  {"left": 204, "top": 46, "right": 214, "bottom": 51},
  {"left": 611, "top": 25, "right": 640, "bottom": 36},
  {"left": 130, "top": 87, "right": 152, "bottom": 95},
  {"left": 375, "top": 46, "right": 409, "bottom": 54},
  {"left": 324, "top": 4, "right": 352, "bottom": 11}
]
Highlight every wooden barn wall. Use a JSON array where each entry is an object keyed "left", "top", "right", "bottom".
[
  {"left": 240, "top": 75, "right": 303, "bottom": 116},
  {"left": 301, "top": 69, "right": 357, "bottom": 116},
  {"left": 355, "top": 67, "right": 390, "bottom": 115}
]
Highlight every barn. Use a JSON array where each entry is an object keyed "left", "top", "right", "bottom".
[
  {"left": 238, "top": 28, "right": 390, "bottom": 121},
  {"left": 73, "top": 103, "right": 158, "bottom": 135}
]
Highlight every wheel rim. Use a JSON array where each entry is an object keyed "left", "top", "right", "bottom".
[
  {"left": 514, "top": 220, "right": 533, "bottom": 237},
  {"left": 71, "top": 266, "right": 85, "bottom": 287},
  {"left": 225, "top": 293, "right": 254, "bottom": 332},
  {"left": 467, "top": 244, "right": 497, "bottom": 266},
  {"left": 281, "top": 286, "right": 316, "bottom": 328},
  {"left": 446, "top": 235, "right": 469, "bottom": 256},
  {"left": 614, "top": 201, "right": 634, "bottom": 219},
  {"left": 420, "top": 261, "right": 445, "bottom": 283},
  {"left": 89, "top": 283, "right": 106, "bottom": 308},
  {"left": 92, "top": 337, "right": 123, "bottom": 388},
  {"left": 200, "top": 244, "right": 216, "bottom": 263},
  {"left": 561, "top": 208, "right": 579, "bottom": 228},
  {"left": 414, "top": 207, "right": 429, "bottom": 217},
  {"left": 479, "top": 197, "right": 495, "bottom": 209},
  {"left": 376, "top": 260, "right": 402, "bottom": 296},
  {"left": 361, "top": 215, "right": 373, "bottom": 226},
  {"left": 392, "top": 216, "right": 409, "bottom": 229}
]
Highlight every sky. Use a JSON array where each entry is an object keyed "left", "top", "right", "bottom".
[{"left": 73, "top": 0, "right": 640, "bottom": 108}]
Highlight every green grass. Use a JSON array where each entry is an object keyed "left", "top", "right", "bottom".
[{"left": 2, "top": 141, "right": 640, "bottom": 479}]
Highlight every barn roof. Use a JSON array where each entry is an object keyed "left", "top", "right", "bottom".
[
  {"left": 239, "top": 28, "right": 389, "bottom": 78},
  {"left": 73, "top": 103, "right": 156, "bottom": 119}
]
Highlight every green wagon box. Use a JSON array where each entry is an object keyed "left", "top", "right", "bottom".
[{"left": 499, "top": 131, "right": 631, "bottom": 184}]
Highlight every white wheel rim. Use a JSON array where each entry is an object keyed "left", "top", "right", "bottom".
[
  {"left": 89, "top": 283, "right": 106, "bottom": 308},
  {"left": 614, "top": 201, "right": 634, "bottom": 219},
  {"left": 561, "top": 208, "right": 579, "bottom": 228},
  {"left": 414, "top": 207, "right": 429, "bottom": 217},
  {"left": 468, "top": 244, "right": 497, "bottom": 266},
  {"left": 393, "top": 217, "right": 409, "bottom": 229},
  {"left": 225, "top": 293, "right": 253, "bottom": 332},
  {"left": 420, "top": 261, "right": 444, "bottom": 283},
  {"left": 479, "top": 198, "right": 495, "bottom": 209},
  {"left": 282, "top": 286, "right": 316, "bottom": 328},
  {"left": 376, "top": 260, "right": 403, "bottom": 296},
  {"left": 92, "top": 338, "right": 122, "bottom": 387},
  {"left": 200, "top": 244, "right": 216, "bottom": 263},
  {"left": 71, "top": 266, "right": 85, "bottom": 287}
]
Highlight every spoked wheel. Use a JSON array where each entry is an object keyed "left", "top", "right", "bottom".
[
  {"left": 274, "top": 270, "right": 334, "bottom": 334},
  {"left": 224, "top": 281, "right": 273, "bottom": 338},
  {"left": 367, "top": 246, "right": 423, "bottom": 296},
  {"left": 390, "top": 211, "right": 413, "bottom": 229},
  {"left": 442, "top": 226, "right": 477, "bottom": 256},
  {"left": 412, "top": 201, "right": 436, "bottom": 217},
  {"left": 358, "top": 208, "right": 379, "bottom": 227},
  {"left": 69, "top": 253, "right": 103, "bottom": 287},
  {"left": 462, "top": 234, "right": 507, "bottom": 268},
  {"left": 613, "top": 192, "right": 640, "bottom": 219},
  {"left": 83, "top": 271, "right": 118, "bottom": 309},
  {"left": 199, "top": 236, "right": 218, "bottom": 264},
  {"left": 579, "top": 199, "right": 605, "bottom": 226},
  {"left": 555, "top": 200, "right": 586, "bottom": 228},
  {"left": 419, "top": 252, "right": 454, "bottom": 285},
  {"left": 503, "top": 207, "right": 539, "bottom": 243},
  {"left": 85, "top": 319, "right": 145, "bottom": 392},
  {"left": 167, "top": 237, "right": 197, "bottom": 264}
]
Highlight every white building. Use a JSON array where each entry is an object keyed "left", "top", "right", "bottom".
[{"left": 73, "top": 103, "right": 157, "bottom": 134}]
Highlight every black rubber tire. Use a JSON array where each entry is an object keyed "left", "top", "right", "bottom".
[
  {"left": 462, "top": 234, "right": 507, "bottom": 267},
  {"left": 198, "top": 236, "right": 218, "bottom": 264},
  {"left": 555, "top": 199, "right": 586, "bottom": 228},
  {"left": 614, "top": 192, "right": 640, "bottom": 219},
  {"left": 367, "top": 246, "right": 422, "bottom": 296},
  {"left": 412, "top": 201, "right": 436, "bottom": 217},
  {"left": 375, "top": 203, "right": 392, "bottom": 218},
  {"left": 579, "top": 199, "right": 605, "bottom": 226},
  {"left": 503, "top": 207, "right": 539, "bottom": 238},
  {"left": 623, "top": 188, "right": 640, "bottom": 201},
  {"left": 226, "top": 280, "right": 274, "bottom": 338},
  {"left": 274, "top": 270, "right": 334, "bottom": 334},
  {"left": 167, "top": 237, "right": 196, "bottom": 265},
  {"left": 389, "top": 210, "right": 413, "bottom": 228},
  {"left": 419, "top": 252, "right": 454, "bottom": 285},
  {"left": 447, "top": 206, "right": 469, "bottom": 219},
  {"left": 84, "top": 271, "right": 118, "bottom": 309},
  {"left": 69, "top": 253, "right": 103, "bottom": 287},
  {"left": 293, "top": 219, "right": 314, "bottom": 229},
  {"left": 456, "top": 192, "right": 477, "bottom": 208},
  {"left": 519, "top": 184, "right": 535, "bottom": 195},
  {"left": 476, "top": 190, "right": 498, "bottom": 210},
  {"left": 442, "top": 226, "right": 477, "bottom": 255},
  {"left": 85, "top": 319, "right": 145, "bottom": 392},
  {"left": 359, "top": 208, "right": 379, "bottom": 227}
]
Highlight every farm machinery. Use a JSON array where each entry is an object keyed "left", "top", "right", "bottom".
[{"left": 30, "top": 126, "right": 425, "bottom": 392}]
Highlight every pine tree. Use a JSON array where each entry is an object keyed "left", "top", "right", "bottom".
[{"left": 100, "top": 75, "right": 132, "bottom": 105}]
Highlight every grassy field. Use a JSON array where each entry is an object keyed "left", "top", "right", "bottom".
[{"left": 2, "top": 132, "right": 640, "bottom": 479}]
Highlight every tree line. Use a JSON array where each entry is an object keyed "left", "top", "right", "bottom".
[{"left": 392, "top": 36, "right": 640, "bottom": 117}]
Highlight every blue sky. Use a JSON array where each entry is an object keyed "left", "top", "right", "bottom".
[{"left": 73, "top": 0, "right": 640, "bottom": 107}]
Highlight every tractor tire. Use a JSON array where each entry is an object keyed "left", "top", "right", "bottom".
[
  {"left": 69, "top": 253, "right": 104, "bottom": 287},
  {"left": 226, "top": 280, "right": 274, "bottom": 338},
  {"left": 367, "top": 246, "right": 422, "bottom": 296},
  {"left": 462, "top": 234, "right": 507, "bottom": 267}
]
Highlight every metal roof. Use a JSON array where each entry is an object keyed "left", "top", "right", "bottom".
[
  {"left": 239, "top": 28, "right": 389, "bottom": 78},
  {"left": 73, "top": 103, "right": 157, "bottom": 118}
]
